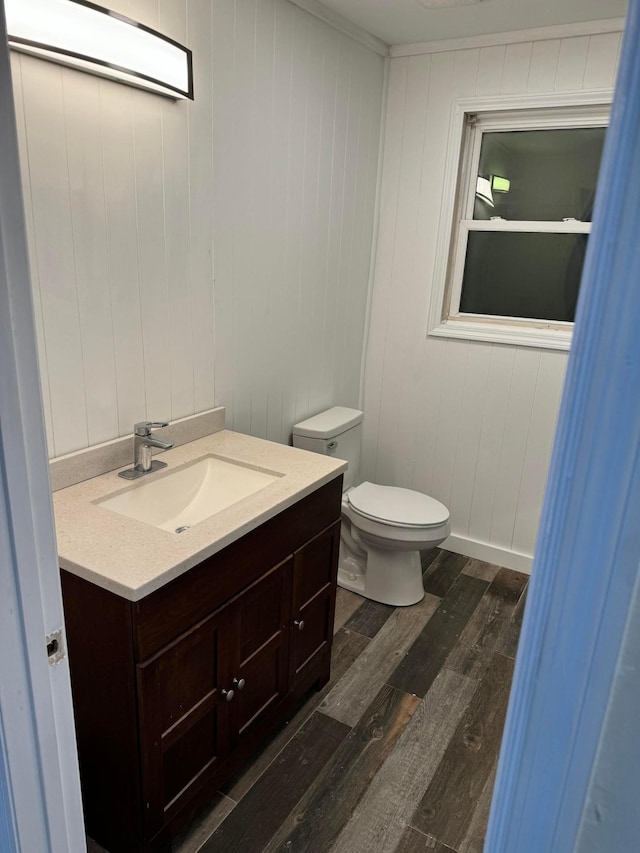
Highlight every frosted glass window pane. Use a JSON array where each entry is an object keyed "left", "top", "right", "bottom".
[
  {"left": 460, "top": 232, "right": 588, "bottom": 322},
  {"left": 474, "top": 128, "right": 605, "bottom": 222}
]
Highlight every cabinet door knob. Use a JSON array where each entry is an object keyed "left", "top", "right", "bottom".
[
  {"left": 222, "top": 688, "right": 235, "bottom": 702},
  {"left": 294, "top": 619, "right": 305, "bottom": 631},
  {"left": 233, "top": 677, "right": 246, "bottom": 690}
]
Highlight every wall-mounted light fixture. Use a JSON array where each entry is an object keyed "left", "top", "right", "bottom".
[{"left": 5, "top": 0, "right": 193, "bottom": 100}]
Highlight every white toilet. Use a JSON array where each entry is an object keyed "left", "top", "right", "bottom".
[{"left": 292, "top": 407, "right": 450, "bottom": 607}]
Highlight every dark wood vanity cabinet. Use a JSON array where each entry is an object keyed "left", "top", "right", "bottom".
[
  {"left": 290, "top": 524, "right": 339, "bottom": 685},
  {"left": 136, "top": 557, "right": 294, "bottom": 838},
  {"left": 61, "top": 477, "right": 342, "bottom": 853},
  {"left": 136, "top": 602, "right": 232, "bottom": 835}
]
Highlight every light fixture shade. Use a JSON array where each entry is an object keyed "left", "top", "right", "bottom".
[
  {"left": 491, "top": 175, "right": 511, "bottom": 193},
  {"left": 476, "top": 176, "right": 494, "bottom": 207},
  {"left": 5, "top": 0, "right": 193, "bottom": 100}
]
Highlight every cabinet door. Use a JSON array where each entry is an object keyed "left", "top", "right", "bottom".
[
  {"left": 290, "top": 520, "right": 340, "bottom": 683},
  {"left": 136, "top": 606, "right": 232, "bottom": 834},
  {"left": 230, "top": 557, "right": 293, "bottom": 741}
]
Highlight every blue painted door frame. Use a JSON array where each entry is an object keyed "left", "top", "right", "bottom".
[
  {"left": 486, "top": 2, "right": 640, "bottom": 850},
  {"left": 0, "top": 740, "right": 16, "bottom": 853}
]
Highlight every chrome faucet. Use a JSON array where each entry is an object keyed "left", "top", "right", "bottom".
[{"left": 119, "top": 421, "right": 174, "bottom": 480}]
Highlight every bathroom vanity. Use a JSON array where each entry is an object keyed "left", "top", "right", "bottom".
[{"left": 53, "top": 426, "right": 345, "bottom": 853}]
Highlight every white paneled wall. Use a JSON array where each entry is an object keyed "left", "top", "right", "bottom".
[
  {"left": 211, "top": 0, "right": 384, "bottom": 443},
  {"left": 12, "top": 0, "right": 385, "bottom": 458},
  {"left": 12, "top": 0, "right": 215, "bottom": 458},
  {"left": 362, "top": 28, "right": 621, "bottom": 568}
]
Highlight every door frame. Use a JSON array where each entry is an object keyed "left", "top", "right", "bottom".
[
  {"left": 0, "top": 2, "right": 85, "bottom": 850},
  {"left": 486, "top": 1, "right": 640, "bottom": 849}
]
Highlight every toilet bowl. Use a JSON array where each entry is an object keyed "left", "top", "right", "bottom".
[
  {"left": 339, "top": 482, "right": 450, "bottom": 606},
  {"left": 292, "top": 408, "right": 451, "bottom": 607}
]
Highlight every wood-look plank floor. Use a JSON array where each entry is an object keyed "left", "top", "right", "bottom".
[{"left": 87, "top": 548, "right": 528, "bottom": 853}]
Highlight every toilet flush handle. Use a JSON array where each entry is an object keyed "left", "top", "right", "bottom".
[{"left": 327, "top": 440, "right": 338, "bottom": 453}]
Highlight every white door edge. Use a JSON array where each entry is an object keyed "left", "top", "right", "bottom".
[{"left": 0, "top": 2, "right": 85, "bottom": 851}]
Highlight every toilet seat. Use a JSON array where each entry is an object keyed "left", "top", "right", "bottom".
[{"left": 346, "top": 482, "right": 449, "bottom": 529}]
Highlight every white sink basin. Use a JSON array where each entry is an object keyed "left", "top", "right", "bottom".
[{"left": 99, "top": 455, "right": 283, "bottom": 533}]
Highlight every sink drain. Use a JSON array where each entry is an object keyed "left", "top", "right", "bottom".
[{"left": 175, "top": 525, "right": 190, "bottom": 534}]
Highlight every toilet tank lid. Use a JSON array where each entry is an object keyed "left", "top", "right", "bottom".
[{"left": 292, "top": 407, "right": 363, "bottom": 439}]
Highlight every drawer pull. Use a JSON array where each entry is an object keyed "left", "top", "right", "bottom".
[
  {"left": 222, "top": 688, "right": 235, "bottom": 702},
  {"left": 233, "top": 677, "right": 246, "bottom": 691},
  {"left": 294, "top": 620, "right": 305, "bottom": 631}
]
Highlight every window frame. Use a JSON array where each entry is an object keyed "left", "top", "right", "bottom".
[{"left": 428, "top": 91, "right": 613, "bottom": 351}]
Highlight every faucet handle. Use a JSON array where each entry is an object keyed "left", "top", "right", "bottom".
[{"left": 134, "top": 421, "right": 169, "bottom": 437}]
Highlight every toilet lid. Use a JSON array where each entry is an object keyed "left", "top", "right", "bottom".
[{"left": 347, "top": 482, "right": 449, "bottom": 528}]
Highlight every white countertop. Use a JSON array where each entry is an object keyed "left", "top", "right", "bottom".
[{"left": 53, "top": 430, "right": 346, "bottom": 601}]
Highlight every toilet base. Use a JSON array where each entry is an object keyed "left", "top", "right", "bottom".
[
  {"left": 337, "top": 567, "right": 366, "bottom": 597},
  {"left": 338, "top": 539, "right": 425, "bottom": 607}
]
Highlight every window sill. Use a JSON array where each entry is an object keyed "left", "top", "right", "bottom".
[{"left": 429, "top": 318, "right": 572, "bottom": 351}]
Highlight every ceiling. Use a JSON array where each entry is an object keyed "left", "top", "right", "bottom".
[{"left": 317, "top": 0, "right": 628, "bottom": 46}]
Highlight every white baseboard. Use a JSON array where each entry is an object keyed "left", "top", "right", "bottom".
[{"left": 443, "top": 534, "right": 533, "bottom": 575}]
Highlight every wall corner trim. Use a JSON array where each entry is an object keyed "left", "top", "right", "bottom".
[
  {"left": 287, "top": 0, "right": 390, "bottom": 56},
  {"left": 359, "top": 55, "right": 390, "bottom": 410},
  {"left": 390, "top": 17, "right": 626, "bottom": 58}
]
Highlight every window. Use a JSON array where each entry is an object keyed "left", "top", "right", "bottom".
[{"left": 431, "top": 95, "right": 611, "bottom": 350}]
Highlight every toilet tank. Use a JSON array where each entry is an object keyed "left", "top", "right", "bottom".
[{"left": 292, "top": 407, "right": 363, "bottom": 490}]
